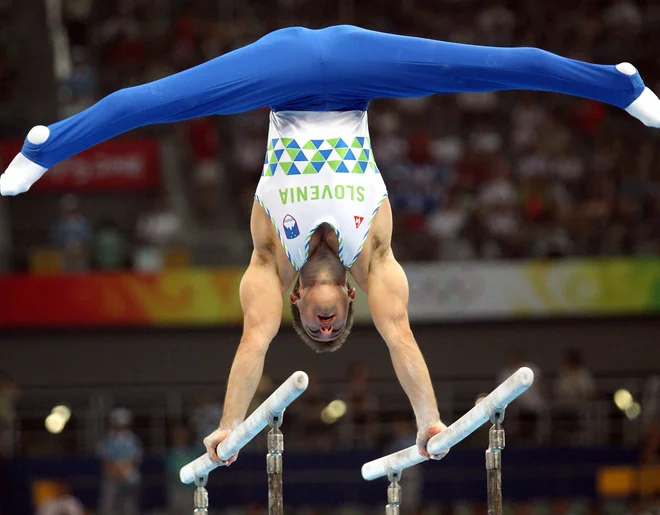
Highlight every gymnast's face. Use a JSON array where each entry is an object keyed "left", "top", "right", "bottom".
[{"left": 291, "top": 283, "right": 355, "bottom": 341}]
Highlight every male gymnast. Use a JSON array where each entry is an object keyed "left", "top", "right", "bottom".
[{"left": 2, "top": 25, "right": 659, "bottom": 464}]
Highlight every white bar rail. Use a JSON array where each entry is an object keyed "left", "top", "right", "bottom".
[
  {"left": 361, "top": 367, "right": 534, "bottom": 481},
  {"left": 180, "top": 371, "right": 309, "bottom": 484}
]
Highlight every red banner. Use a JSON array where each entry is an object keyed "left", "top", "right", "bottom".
[
  {"left": 0, "top": 139, "right": 161, "bottom": 191},
  {"left": 0, "top": 270, "right": 246, "bottom": 328}
]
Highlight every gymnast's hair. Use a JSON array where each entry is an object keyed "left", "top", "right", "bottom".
[{"left": 290, "top": 277, "right": 356, "bottom": 353}]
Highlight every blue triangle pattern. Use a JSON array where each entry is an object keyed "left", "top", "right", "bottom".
[
  {"left": 359, "top": 161, "right": 368, "bottom": 172},
  {"left": 288, "top": 163, "right": 301, "bottom": 175},
  {"left": 271, "top": 138, "right": 279, "bottom": 148},
  {"left": 364, "top": 149, "right": 371, "bottom": 159},
  {"left": 269, "top": 163, "right": 277, "bottom": 174},
  {"left": 274, "top": 149, "right": 284, "bottom": 160},
  {"left": 319, "top": 149, "right": 333, "bottom": 160},
  {"left": 311, "top": 139, "right": 324, "bottom": 149},
  {"left": 344, "top": 149, "right": 356, "bottom": 160},
  {"left": 311, "top": 161, "right": 324, "bottom": 172},
  {"left": 335, "top": 138, "right": 348, "bottom": 148},
  {"left": 294, "top": 152, "right": 307, "bottom": 162},
  {"left": 356, "top": 137, "right": 365, "bottom": 146},
  {"left": 287, "top": 140, "right": 300, "bottom": 149},
  {"left": 336, "top": 162, "right": 349, "bottom": 173}
]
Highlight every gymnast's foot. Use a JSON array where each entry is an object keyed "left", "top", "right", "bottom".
[
  {"left": 0, "top": 126, "right": 49, "bottom": 196},
  {"left": 618, "top": 63, "right": 660, "bottom": 128},
  {"left": 626, "top": 86, "right": 660, "bottom": 128}
]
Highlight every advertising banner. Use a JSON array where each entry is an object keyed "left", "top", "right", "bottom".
[
  {"left": 1, "top": 259, "right": 659, "bottom": 328},
  {"left": 0, "top": 139, "right": 160, "bottom": 191}
]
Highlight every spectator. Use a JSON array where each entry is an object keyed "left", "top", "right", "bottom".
[
  {"left": 642, "top": 376, "right": 660, "bottom": 464},
  {"left": 497, "top": 350, "right": 545, "bottom": 444},
  {"left": 166, "top": 424, "right": 197, "bottom": 515},
  {"left": 136, "top": 197, "right": 184, "bottom": 247},
  {"left": 0, "top": 371, "right": 18, "bottom": 457},
  {"left": 51, "top": 194, "right": 93, "bottom": 272},
  {"left": 553, "top": 350, "right": 596, "bottom": 445},
  {"left": 94, "top": 219, "right": 127, "bottom": 270},
  {"left": 554, "top": 349, "right": 596, "bottom": 404},
  {"left": 299, "top": 376, "right": 333, "bottom": 451},
  {"left": 135, "top": 197, "right": 184, "bottom": 271},
  {"left": 426, "top": 194, "right": 474, "bottom": 261},
  {"left": 187, "top": 117, "right": 223, "bottom": 221},
  {"left": 190, "top": 394, "right": 223, "bottom": 451},
  {"left": 60, "top": 48, "right": 97, "bottom": 118},
  {"left": 98, "top": 408, "right": 143, "bottom": 515},
  {"left": 341, "top": 362, "right": 379, "bottom": 449},
  {"left": 36, "top": 481, "right": 85, "bottom": 515}
]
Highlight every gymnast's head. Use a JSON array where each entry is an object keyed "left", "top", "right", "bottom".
[{"left": 289, "top": 242, "right": 356, "bottom": 353}]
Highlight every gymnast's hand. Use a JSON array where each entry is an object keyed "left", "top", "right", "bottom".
[
  {"left": 417, "top": 421, "right": 450, "bottom": 460},
  {"left": 203, "top": 428, "right": 239, "bottom": 467}
]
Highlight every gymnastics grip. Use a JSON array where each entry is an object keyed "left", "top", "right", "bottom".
[
  {"left": 180, "top": 371, "right": 309, "bottom": 484},
  {"left": 361, "top": 367, "right": 535, "bottom": 481}
]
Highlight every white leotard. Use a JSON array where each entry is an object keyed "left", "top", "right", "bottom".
[{"left": 255, "top": 110, "right": 388, "bottom": 271}]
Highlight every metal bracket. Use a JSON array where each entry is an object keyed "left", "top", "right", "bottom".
[
  {"left": 194, "top": 475, "right": 209, "bottom": 514},
  {"left": 385, "top": 471, "right": 402, "bottom": 515},
  {"left": 268, "top": 410, "right": 284, "bottom": 428},
  {"left": 490, "top": 408, "right": 505, "bottom": 425}
]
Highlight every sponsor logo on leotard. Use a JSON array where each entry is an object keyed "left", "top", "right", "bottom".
[{"left": 354, "top": 216, "right": 364, "bottom": 229}]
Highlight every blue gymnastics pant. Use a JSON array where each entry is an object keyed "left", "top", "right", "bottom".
[{"left": 23, "top": 25, "right": 645, "bottom": 169}]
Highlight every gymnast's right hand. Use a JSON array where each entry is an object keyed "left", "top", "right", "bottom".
[{"left": 203, "top": 428, "right": 239, "bottom": 467}]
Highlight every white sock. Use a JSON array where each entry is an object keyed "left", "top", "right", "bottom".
[
  {"left": 625, "top": 87, "right": 660, "bottom": 128},
  {"left": 0, "top": 126, "right": 49, "bottom": 196},
  {"left": 616, "top": 62, "right": 660, "bottom": 128}
]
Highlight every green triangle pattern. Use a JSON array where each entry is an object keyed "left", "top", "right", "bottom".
[{"left": 262, "top": 137, "right": 377, "bottom": 176}]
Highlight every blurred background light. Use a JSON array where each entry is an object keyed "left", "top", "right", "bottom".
[
  {"left": 613, "top": 389, "right": 633, "bottom": 411},
  {"left": 320, "top": 400, "right": 347, "bottom": 424}
]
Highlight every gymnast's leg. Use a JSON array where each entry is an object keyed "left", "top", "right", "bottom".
[
  {"left": 0, "top": 27, "right": 320, "bottom": 195},
  {"left": 319, "top": 25, "right": 658, "bottom": 123}
]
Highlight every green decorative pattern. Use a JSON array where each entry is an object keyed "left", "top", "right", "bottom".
[{"left": 262, "top": 137, "right": 378, "bottom": 177}]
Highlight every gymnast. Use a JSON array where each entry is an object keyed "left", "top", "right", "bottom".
[{"left": 2, "top": 25, "right": 659, "bottom": 464}]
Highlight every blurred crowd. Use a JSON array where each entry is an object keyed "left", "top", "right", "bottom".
[
  {"left": 3, "top": 0, "right": 660, "bottom": 512},
  {"left": 4, "top": 354, "right": 660, "bottom": 515},
  {"left": 46, "top": 193, "right": 184, "bottom": 272},
  {"left": 4, "top": 0, "right": 654, "bottom": 266}
]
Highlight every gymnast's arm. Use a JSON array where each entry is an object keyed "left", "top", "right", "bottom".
[
  {"left": 203, "top": 249, "right": 283, "bottom": 464},
  {"left": 366, "top": 247, "right": 447, "bottom": 458}
]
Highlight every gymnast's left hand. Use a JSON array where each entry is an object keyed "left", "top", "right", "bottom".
[
  {"left": 416, "top": 421, "right": 450, "bottom": 460},
  {"left": 203, "top": 428, "right": 239, "bottom": 467}
]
